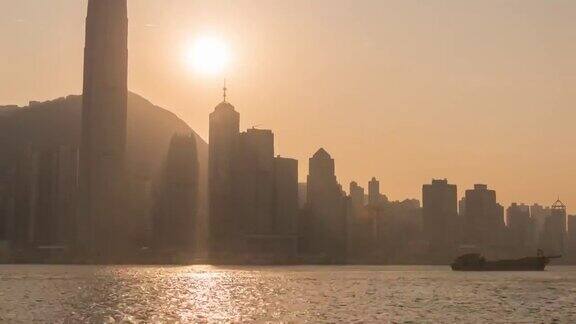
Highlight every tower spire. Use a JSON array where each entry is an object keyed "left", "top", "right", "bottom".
[{"left": 223, "top": 78, "right": 228, "bottom": 102}]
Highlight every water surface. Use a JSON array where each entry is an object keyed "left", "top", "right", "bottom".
[{"left": 1, "top": 265, "right": 575, "bottom": 322}]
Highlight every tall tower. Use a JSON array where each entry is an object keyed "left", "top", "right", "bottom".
[
  {"left": 208, "top": 90, "right": 240, "bottom": 257},
  {"left": 464, "top": 184, "right": 505, "bottom": 247},
  {"left": 368, "top": 177, "right": 380, "bottom": 207},
  {"left": 153, "top": 134, "right": 199, "bottom": 251},
  {"left": 541, "top": 199, "right": 567, "bottom": 255},
  {"left": 80, "top": 0, "right": 129, "bottom": 256},
  {"left": 305, "top": 148, "right": 347, "bottom": 261},
  {"left": 422, "top": 179, "right": 457, "bottom": 251}
]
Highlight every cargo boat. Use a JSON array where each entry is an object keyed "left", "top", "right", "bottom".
[{"left": 451, "top": 252, "right": 561, "bottom": 271}]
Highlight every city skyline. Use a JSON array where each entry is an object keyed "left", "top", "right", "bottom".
[
  {"left": 1, "top": 0, "right": 576, "bottom": 212},
  {"left": 3, "top": 1, "right": 576, "bottom": 322}
]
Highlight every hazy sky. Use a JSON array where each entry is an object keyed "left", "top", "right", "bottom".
[{"left": 1, "top": 0, "right": 575, "bottom": 212}]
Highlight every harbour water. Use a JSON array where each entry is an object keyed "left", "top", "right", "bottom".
[{"left": 1, "top": 265, "right": 575, "bottom": 323}]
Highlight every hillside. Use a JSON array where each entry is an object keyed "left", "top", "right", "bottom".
[{"left": 0, "top": 92, "right": 208, "bottom": 247}]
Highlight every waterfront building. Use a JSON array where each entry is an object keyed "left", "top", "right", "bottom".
[
  {"left": 153, "top": 134, "right": 199, "bottom": 252},
  {"left": 464, "top": 184, "right": 505, "bottom": 248},
  {"left": 506, "top": 203, "right": 533, "bottom": 250},
  {"left": 79, "top": 0, "right": 129, "bottom": 256},
  {"left": 304, "top": 148, "right": 347, "bottom": 261},
  {"left": 368, "top": 177, "right": 381, "bottom": 207},
  {"left": 422, "top": 179, "right": 458, "bottom": 251},
  {"left": 541, "top": 199, "right": 567, "bottom": 255},
  {"left": 208, "top": 97, "right": 240, "bottom": 256}
]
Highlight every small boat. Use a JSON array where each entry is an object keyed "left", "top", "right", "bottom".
[{"left": 451, "top": 250, "right": 561, "bottom": 271}]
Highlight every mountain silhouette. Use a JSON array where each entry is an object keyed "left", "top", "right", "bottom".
[{"left": 0, "top": 92, "right": 208, "bottom": 248}]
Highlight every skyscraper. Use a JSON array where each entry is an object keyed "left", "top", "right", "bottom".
[
  {"left": 208, "top": 97, "right": 240, "bottom": 256},
  {"left": 273, "top": 157, "right": 299, "bottom": 236},
  {"left": 349, "top": 181, "right": 365, "bottom": 218},
  {"left": 464, "top": 184, "right": 505, "bottom": 248},
  {"left": 237, "top": 128, "right": 275, "bottom": 235},
  {"left": 368, "top": 177, "right": 381, "bottom": 207},
  {"left": 304, "top": 148, "right": 347, "bottom": 262},
  {"left": 422, "top": 179, "right": 457, "bottom": 251},
  {"left": 153, "top": 134, "right": 199, "bottom": 252},
  {"left": 506, "top": 203, "right": 532, "bottom": 250},
  {"left": 79, "top": 0, "right": 129, "bottom": 256},
  {"left": 541, "top": 199, "right": 567, "bottom": 255}
]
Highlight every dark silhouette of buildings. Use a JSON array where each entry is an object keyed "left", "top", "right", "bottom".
[
  {"left": 238, "top": 128, "right": 275, "bottom": 235},
  {"left": 0, "top": 92, "right": 207, "bottom": 261},
  {"left": 273, "top": 157, "right": 299, "bottom": 237},
  {"left": 208, "top": 94, "right": 299, "bottom": 261},
  {"left": 153, "top": 134, "right": 199, "bottom": 253},
  {"left": 208, "top": 98, "right": 240, "bottom": 256},
  {"left": 368, "top": 177, "right": 381, "bottom": 207},
  {"left": 302, "top": 148, "right": 347, "bottom": 262},
  {"left": 1, "top": 0, "right": 211, "bottom": 264},
  {"left": 567, "top": 215, "right": 576, "bottom": 259},
  {"left": 79, "top": 0, "right": 129, "bottom": 257},
  {"left": 237, "top": 129, "right": 299, "bottom": 257},
  {"left": 347, "top": 180, "right": 377, "bottom": 260},
  {"left": 2, "top": 145, "right": 78, "bottom": 260},
  {"left": 349, "top": 181, "right": 365, "bottom": 218},
  {"left": 2, "top": 0, "right": 575, "bottom": 266},
  {"left": 0, "top": 171, "right": 12, "bottom": 243},
  {"left": 32, "top": 147, "right": 79, "bottom": 248},
  {"left": 506, "top": 203, "right": 533, "bottom": 252},
  {"left": 463, "top": 184, "right": 505, "bottom": 251},
  {"left": 530, "top": 203, "right": 551, "bottom": 248},
  {"left": 422, "top": 179, "right": 457, "bottom": 253},
  {"left": 541, "top": 199, "right": 567, "bottom": 255}
]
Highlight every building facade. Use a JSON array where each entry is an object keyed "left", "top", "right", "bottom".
[
  {"left": 541, "top": 199, "right": 567, "bottom": 255},
  {"left": 304, "top": 148, "right": 347, "bottom": 262},
  {"left": 422, "top": 179, "right": 458, "bottom": 252},
  {"left": 464, "top": 184, "right": 505, "bottom": 249},
  {"left": 208, "top": 98, "right": 299, "bottom": 260},
  {"left": 208, "top": 100, "right": 240, "bottom": 256},
  {"left": 153, "top": 134, "right": 199, "bottom": 252},
  {"left": 79, "top": 0, "right": 129, "bottom": 256}
]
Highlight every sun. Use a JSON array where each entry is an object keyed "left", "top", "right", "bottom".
[{"left": 186, "top": 36, "right": 230, "bottom": 76}]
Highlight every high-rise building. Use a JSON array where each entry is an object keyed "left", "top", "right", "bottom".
[
  {"left": 237, "top": 128, "right": 275, "bottom": 235},
  {"left": 33, "top": 147, "right": 79, "bottom": 247},
  {"left": 422, "top": 179, "right": 457, "bottom": 251},
  {"left": 208, "top": 97, "right": 240, "bottom": 256},
  {"left": 8, "top": 146, "right": 78, "bottom": 250},
  {"left": 237, "top": 129, "right": 299, "bottom": 257},
  {"left": 208, "top": 94, "right": 299, "bottom": 259},
  {"left": 530, "top": 203, "right": 551, "bottom": 242},
  {"left": 304, "top": 148, "right": 347, "bottom": 261},
  {"left": 347, "top": 181, "right": 377, "bottom": 259},
  {"left": 79, "top": 0, "right": 129, "bottom": 256},
  {"left": 273, "top": 157, "right": 299, "bottom": 236},
  {"left": 464, "top": 184, "right": 505, "bottom": 248},
  {"left": 541, "top": 199, "right": 567, "bottom": 255},
  {"left": 153, "top": 134, "right": 199, "bottom": 251},
  {"left": 368, "top": 177, "right": 381, "bottom": 207},
  {"left": 506, "top": 203, "right": 532, "bottom": 250},
  {"left": 349, "top": 181, "right": 365, "bottom": 218}
]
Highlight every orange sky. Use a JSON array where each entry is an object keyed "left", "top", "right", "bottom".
[{"left": 1, "top": 0, "right": 575, "bottom": 212}]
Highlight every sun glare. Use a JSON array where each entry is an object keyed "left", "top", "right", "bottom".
[{"left": 186, "top": 36, "right": 230, "bottom": 76}]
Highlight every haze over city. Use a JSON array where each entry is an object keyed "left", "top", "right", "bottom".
[
  {"left": 2, "top": 0, "right": 575, "bottom": 212},
  {"left": 3, "top": 1, "right": 576, "bottom": 322}
]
